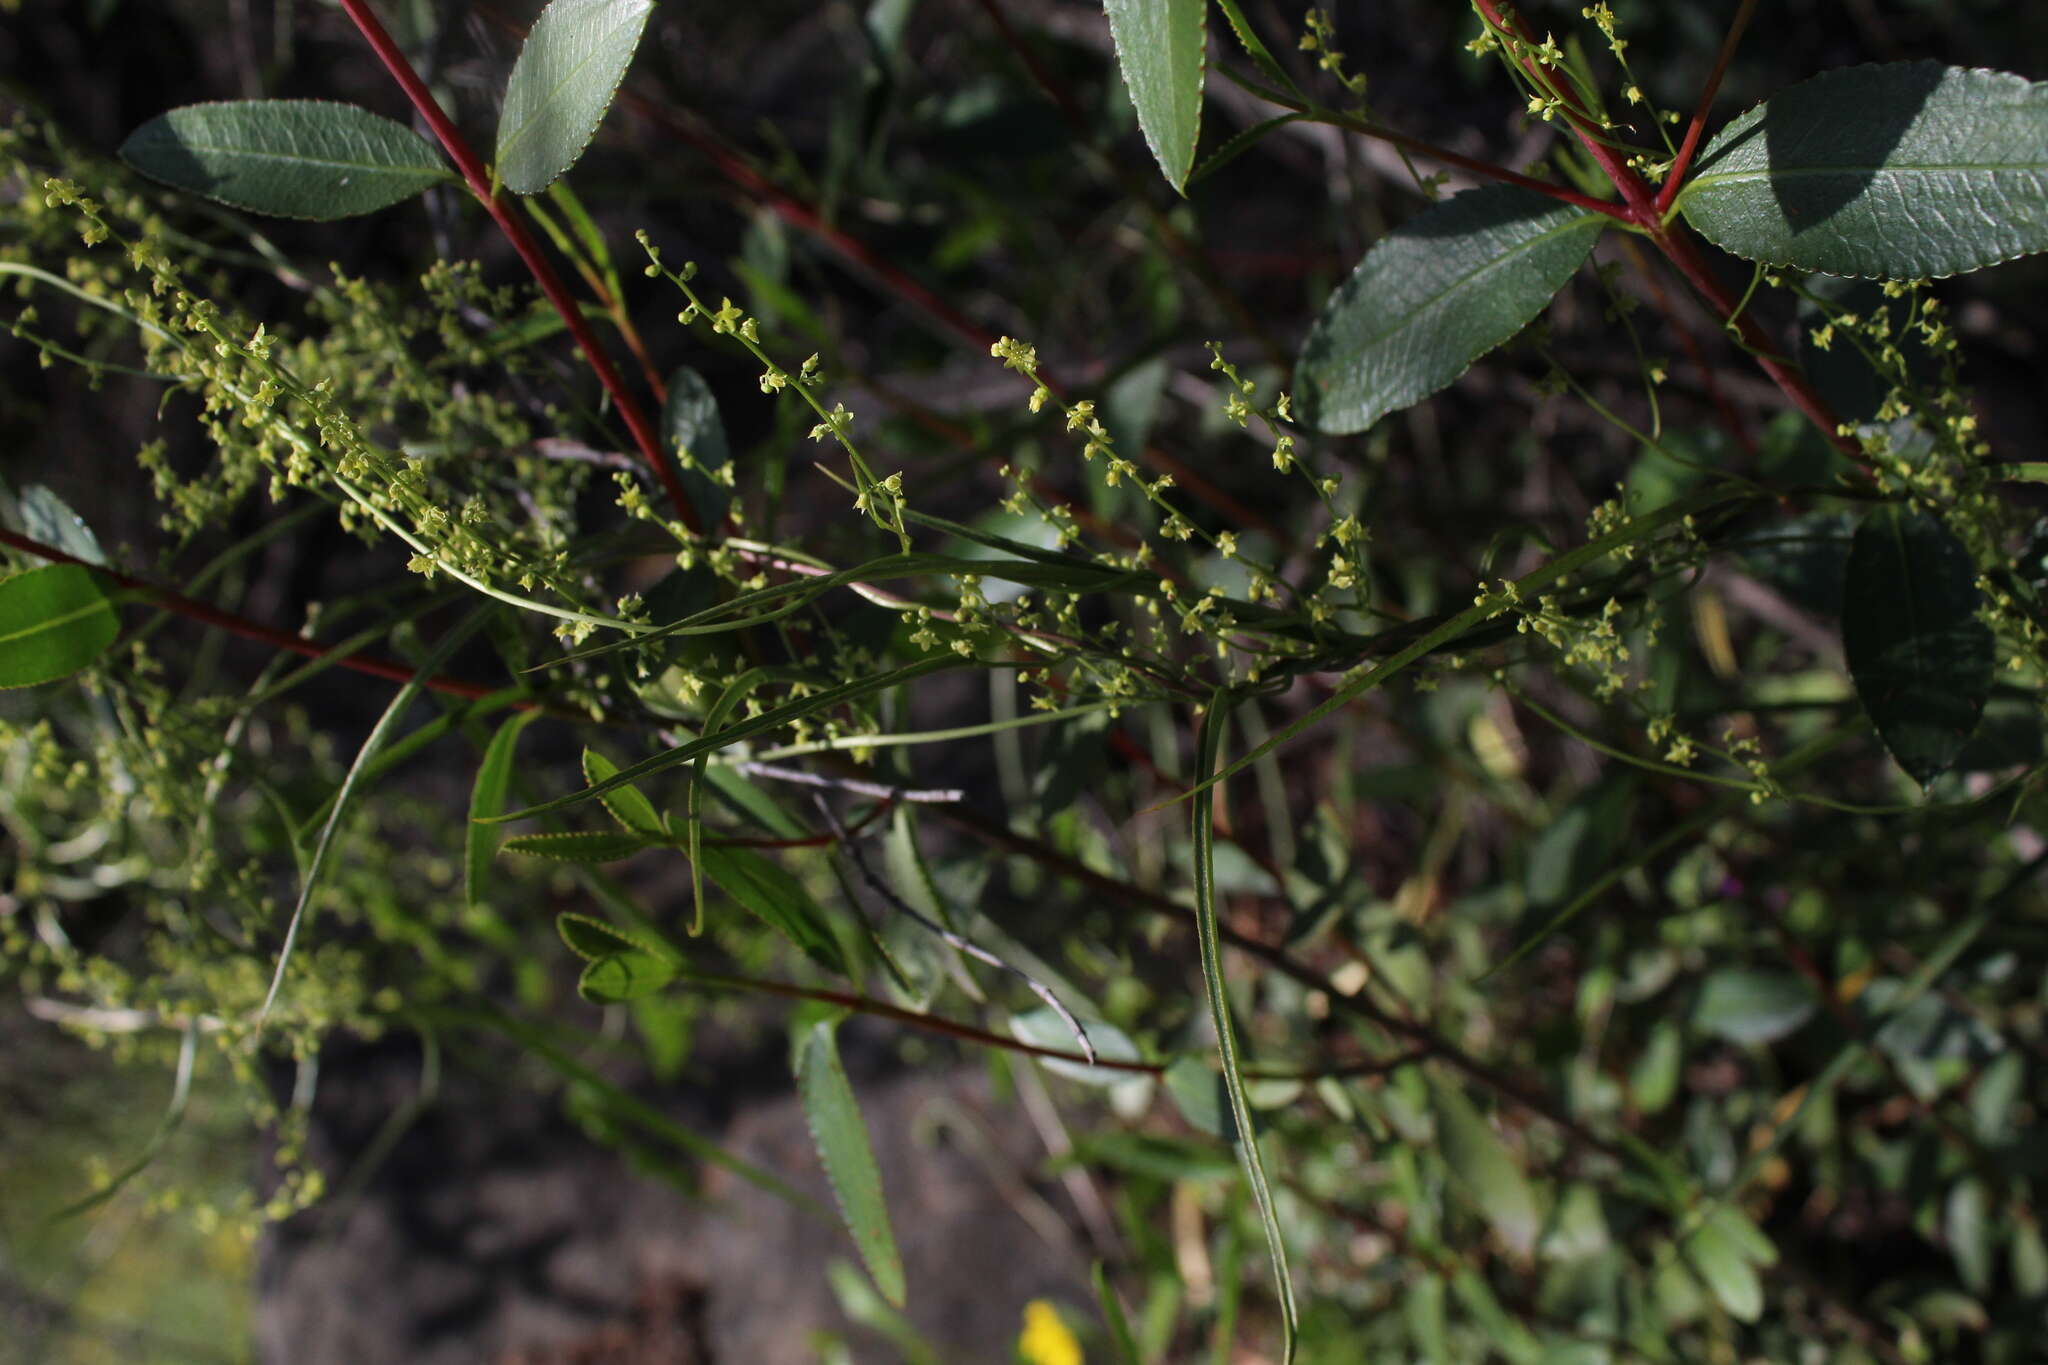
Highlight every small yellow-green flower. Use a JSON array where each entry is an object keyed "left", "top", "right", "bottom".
[{"left": 1018, "top": 1299, "right": 1082, "bottom": 1365}]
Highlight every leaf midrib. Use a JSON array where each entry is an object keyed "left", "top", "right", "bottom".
[
  {"left": 498, "top": 3, "right": 646, "bottom": 168},
  {"left": 138, "top": 133, "right": 445, "bottom": 180},
  {"left": 1688, "top": 161, "right": 2048, "bottom": 192}
]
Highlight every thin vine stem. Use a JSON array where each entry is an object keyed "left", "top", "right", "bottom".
[{"left": 333, "top": 0, "right": 699, "bottom": 531}]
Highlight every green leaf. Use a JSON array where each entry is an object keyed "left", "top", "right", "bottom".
[
  {"left": 18, "top": 486, "right": 105, "bottom": 566},
  {"left": 1012, "top": 1007, "right": 1142, "bottom": 1084},
  {"left": 582, "top": 747, "right": 667, "bottom": 838},
  {"left": 1693, "top": 967, "right": 1819, "bottom": 1045},
  {"left": 1678, "top": 62, "right": 2048, "bottom": 279},
  {"left": 120, "top": 101, "right": 452, "bottom": 220},
  {"left": 1428, "top": 1074, "right": 1542, "bottom": 1259},
  {"left": 1093, "top": 1262, "right": 1142, "bottom": 1365},
  {"left": 661, "top": 366, "right": 734, "bottom": 532},
  {"left": 496, "top": 0, "right": 654, "bottom": 194},
  {"left": 0, "top": 563, "right": 118, "bottom": 688},
  {"left": 1945, "top": 1179, "right": 1995, "bottom": 1294},
  {"left": 1842, "top": 503, "right": 1993, "bottom": 784},
  {"left": 696, "top": 844, "right": 848, "bottom": 975},
  {"left": 466, "top": 709, "right": 540, "bottom": 909},
  {"left": 794, "top": 1016, "right": 906, "bottom": 1309},
  {"left": 556, "top": 911, "right": 666, "bottom": 961},
  {"left": 1296, "top": 185, "right": 1606, "bottom": 435},
  {"left": 502, "top": 830, "right": 656, "bottom": 862},
  {"left": 1191, "top": 702, "right": 1297, "bottom": 1362},
  {"left": 1102, "top": 0, "right": 1206, "bottom": 193},
  {"left": 578, "top": 951, "right": 678, "bottom": 1003},
  {"left": 1680, "top": 1208, "right": 1774, "bottom": 1324}
]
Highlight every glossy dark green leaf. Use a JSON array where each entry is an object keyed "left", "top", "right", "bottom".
[
  {"left": 1102, "top": 0, "right": 1206, "bottom": 193},
  {"left": 661, "top": 366, "right": 734, "bottom": 532},
  {"left": 696, "top": 844, "right": 848, "bottom": 975},
  {"left": 0, "top": 563, "right": 118, "bottom": 688},
  {"left": 466, "top": 709, "right": 540, "bottom": 909},
  {"left": 502, "top": 830, "right": 656, "bottom": 862},
  {"left": 582, "top": 747, "right": 667, "bottom": 838},
  {"left": 1429, "top": 1074, "right": 1541, "bottom": 1258},
  {"left": 120, "top": 101, "right": 452, "bottom": 219},
  {"left": 578, "top": 951, "right": 678, "bottom": 1003},
  {"left": 496, "top": 0, "right": 654, "bottom": 194},
  {"left": 794, "top": 1015, "right": 906, "bottom": 1308},
  {"left": 1296, "top": 185, "right": 1606, "bottom": 434},
  {"left": 1678, "top": 62, "right": 2048, "bottom": 279},
  {"left": 1693, "top": 968, "right": 1819, "bottom": 1045},
  {"left": 1842, "top": 503, "right": 1992, "bottom": 785}
]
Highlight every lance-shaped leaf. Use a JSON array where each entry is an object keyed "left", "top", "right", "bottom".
[
  {"left": 502, "top": 830, "right": 657, "bottom": 862},
  {"left": 1842, "top": 503, "right": 1992, "bottom": 784},
  {"left": 497, "top": 0, "right": 655, "bottom": 194},
  {"left": 794, "top": 1015, "right": 906, "bottom": 1308},
  {"left": 1678, "top": 62, "right": 2048, "bottom": 279},
  {"left": 0, "top": 563, "right": 118, "bottom": 689},
  {"left": 1428, "top": 1074, "right": 1542, "bottom": 1259},
  {"left": 696, "top": 845, "right": 849, "bottom": 975},
  {"left": 661, "top": 366, "right": 734, "bottom": 532},
  {"left": 579, "top": 952, "right": 678, "bottom": 1003},
  {"left": 467, "top": 709, "right": 541, "bottom": 909},
  {"left": 120, "top": 101, "right": 453, "bottom": 220},
  {"left": 1296, "top": 184, "right": 1607, "bottom": 435},
  {"left": 1102, "top": 0, "right": 1206, "bottom": 193}
]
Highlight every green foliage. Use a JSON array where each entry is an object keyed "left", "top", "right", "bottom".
[
  {"left": 1679, "top": 62, "right": 2048, "bottom": 279},
  {"left": 1296, "top": 185, "right": 1607, "bottom": 435},
  {"left": 496, "top": 0, "right": 655, "bottom": 195},
  {"left": 0, "top": 563, "right": 117, "bottom": 688},
  {"left": 7, "top": 2, "right": 2048, "bottom": 1361},
  {"left": 119, "top": 101, "right": 453, "bottom": 219}
]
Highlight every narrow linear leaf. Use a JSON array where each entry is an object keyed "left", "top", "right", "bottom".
[
  {"left": 1428, "top": 1075, "right": 1542, "bottom": 1259},
  {"left": 1092, "top": 1262, "right": 1142, "bottom": 1365},
  {"left": 497, "top": 0, "right": 655, "bottom": 194},
  {"left": 466, "top": 709, "right": 541, "bottom": 909},
  {"left": 259, "top": 614, "right": 484, "bottom": 1028},
  {"left": 578, "top": 951, "right": 679, "bottom": 1003},
  {"left": 1102, "top": 0, "right": 1207, "bottom": 193},
  {"left": 1212, "top": 0, "right": 1298, "bottom": 97},
  {"left": 1296, "top": 184, "right": 1606, "bottom": 435},
  {"left": 1678, "top": 62, "right": 2048, "bottom": 279},
  {"left": 697, "top": 844, "right": 849, "bottom": 975},
  {"left": 1842, "top": 503, "right": 1992, "bottom": 784},
  {"left": 503, "top": 830, "right": 657, "bottom": 863},
  {"left": 583, "top": 747, "right": 667, "bottom": 837},
  {"left": 661, "top": 365, "right": 734, "bottom": 532},
  {"left": 0, "top": 563, "right": 118, "bottom": 688},
  {"left": 120, "top": 100, "right": 453, "bottom": 220},
  {"left": 1192, "top": 700, "right": 1297, "bottom": 1363},
  {"left": 794, "top": 1016, "right": 907, "bottom": 1308}
]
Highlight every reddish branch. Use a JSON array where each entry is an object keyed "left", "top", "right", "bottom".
[
  {"left": 1658, "top": 0, "right": 1762, "bottom": 215},
  {"left": 0, "top": 526, "right": 510, "bottom": 703},
  {"left": 335, "top": 0, "right": 700, "bottom": 532}
]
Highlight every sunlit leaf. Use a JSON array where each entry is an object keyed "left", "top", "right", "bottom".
[
  {"left": 121, "top": 100, "right": 452, "bottom": 219},
  {"left": 1101, "top": 0, "right": 1206, "bottom": 192},
  {"left": 0, "top": 562, "right": 118, "bottom": 688},
  {"left": 1679, "top": 62, "right": 2048, "bottom": 279},
  {"left": 1296, "top": 184, "right": 1606, "bottom": 435},
  {"left": 1693, "top": 968, "right": 1819, "bottom": 1045},
  {"left": 467, "top": 709, "right": 541, "bottom": 909},
  {"left": 496, "top": 0, "right": 654, "bottom": 194}
]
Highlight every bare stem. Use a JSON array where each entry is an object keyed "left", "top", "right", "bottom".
[
  {"left": 334, "top": 0, "right": 699, "bottom": 531},
  {"left": 1657, "top": 0, "right": 1761, "bottom": 215}
]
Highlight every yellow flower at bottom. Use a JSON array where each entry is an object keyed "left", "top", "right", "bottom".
[{"left": 1018, "top": 1299, "right": 1083, "bottom": 1365}]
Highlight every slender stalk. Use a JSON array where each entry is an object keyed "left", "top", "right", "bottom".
[
  {"left": 0, "top": 526, "right": 510, "bottom": 703},
  {"left": 1657, "top": 0, "right": 1761, "bottom": 214},
  {"left": 333, "top": 0, "right": 699, "bottom": 531}
]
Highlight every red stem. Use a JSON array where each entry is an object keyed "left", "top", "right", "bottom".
[
  {"left": 334, "top": 0, "right": 700, "bottom": 533},
  {"left": 1470, "top": 0, "right": 1862, "bottom": 461},
  {"left": 0, "top": 527, "right": 511, "bottom": 703},
  {"left": 1657, "top": 0, "right": 1760, "bottom": 215}
]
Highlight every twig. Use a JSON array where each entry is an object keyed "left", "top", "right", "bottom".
[
  {"left": 813, "top": 794, "right": 1098, "bottom": 1064},
  {"left": 334, "top": 0, "right": 699, "bottom": 530},
  {"left": 1656, "top": 0, "right": 1761, "bottom": 215},
  {"left": 735, "top": 760, "right": 963, "bottom": 804}
]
